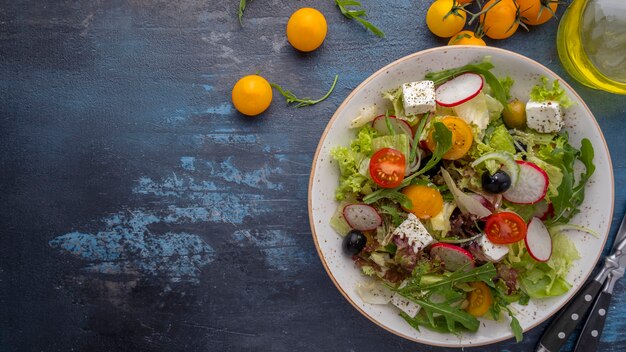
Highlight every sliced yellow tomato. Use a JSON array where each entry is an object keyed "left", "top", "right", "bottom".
[
  {"left": 426, "top": 116, "right": 473, "bottom": 160},
  {"left": 465, "top": 281, "right": 493, "bottom": 317},
  {"left": 402, "top": 185, "right": 444, "bottom": 219}
]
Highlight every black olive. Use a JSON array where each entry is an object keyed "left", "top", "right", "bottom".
[
  {"left": 421, "top": 154, "right": 443, "bottom": 177},
  {"left": 481, "top": 170, "right": 512, "bottom": 194},
  {"left": 343, "top": 230, "right": 367, "bottom": 255},
  {"left": 515, "top": 141, "right": 527, "bottom": 154}
]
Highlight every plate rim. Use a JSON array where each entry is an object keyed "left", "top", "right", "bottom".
[{"left": 307, "top": 45, "right": 614, "bottom": 347}]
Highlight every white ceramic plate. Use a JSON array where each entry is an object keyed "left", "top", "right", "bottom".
[{"left": 308, "top": 46, "right": 614, "bottom": 347}]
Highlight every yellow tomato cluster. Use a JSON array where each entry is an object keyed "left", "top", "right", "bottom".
[
  {"left": 426, "top": 0, "right": 559, "bottom": 46},
  {"left": 232, "top": 8, "right": 328, "bottom": 116}
]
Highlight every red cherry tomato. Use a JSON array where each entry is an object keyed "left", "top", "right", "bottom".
[
  {"left": 369, "top": 148, "right": 406, "bottom": 188},
  {"left": 484, "top": 212, "right": 528, "bottom": 244}
]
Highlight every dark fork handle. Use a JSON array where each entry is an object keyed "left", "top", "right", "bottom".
[
  {"left": 573, "top": 285, "right": 612, "bottom": 351},
  {"left": 536, "top": 279, "right": 603, "bottom": 352}
]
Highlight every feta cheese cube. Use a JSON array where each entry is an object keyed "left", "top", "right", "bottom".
[
  {"left": 402, "top": 81, "right": 436, "bottom": 116},
  {"left": 392, "top": 213, "right": 434, "bottom": 253},
  {"left": 391, "top": 292, "right": 421, "bottom": 318},
  {"left": 525, "top": 100, "right": 563, "bottom": 133},
  {"left": 478, "top": 235, "right": 509, "bottom": 262}
]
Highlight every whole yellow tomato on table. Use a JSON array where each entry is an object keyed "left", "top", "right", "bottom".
[
  {"left": 286, "top": 8, "right": 328, "bottom": 52},
  {"left": 231, "top": 75, "right": 273, "bottom": 116}
]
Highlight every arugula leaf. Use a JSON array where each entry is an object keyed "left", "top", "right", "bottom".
[
  {"left": 424, "top": 60, "right": 508, "bottom": 107},
  {"left": 335, "top": 0, "right": 385, "bottom": 37},
  {"left": 379, "top": 204, "right": 403, "bottom": 227},
  {"left": 384, "top": 113, "right": 396, "bottom": 135},
  {"left": 362, "top": 122, "right": 452, "bottom": 205},
  {"left": 490, "top": 285, "right": 524, "bottom": 342},
  {"left": 548, "top": 138, "right": 595, "bottom": 224},
  {"left": 510, "top": 315, "right": 523, "bottom": 342},
  {"left": 409, "top": 115, "right": 428, "bottom": 163},
  {"left": 410, "top": 298, "right": 479, "bottom": 332},
  {"left": 401, "top": 262, "right": 496, "bottom": 293},
  {"left": 238, "top": 0, "right": 249, "bottom": 25},
  {"left": 419, "top": 122, "right": 452, "bottom": 175},
  {"left": 271, "top": 75, "right": 339, "bottom": 108}
]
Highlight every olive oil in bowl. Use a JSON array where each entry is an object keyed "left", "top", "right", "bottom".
[{"left": 557, "top": 0, "right": 626, "bottom": 94}]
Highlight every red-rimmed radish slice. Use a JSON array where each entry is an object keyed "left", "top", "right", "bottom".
[
  {"left": 371, "top": 115, "right": 413, "bottom": 137},
  {"left": 343, "top": 204, "right": 382, "bottom": 231},
  {"left": 429, "top": 243, "right": 475, "bottom": 271},
  {"left": 525, "top": 217, "right": 552, "bottom": 262},
  {"left": 503, "top": 161, "right": 549, "bottom": 204},
  {"left": 435, "top": 73, "right": 484, "bottom": 107}
]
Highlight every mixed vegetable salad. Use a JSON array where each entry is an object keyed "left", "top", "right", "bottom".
[{"left": 329, "top": 59, "right": 596, "bottom": 341}]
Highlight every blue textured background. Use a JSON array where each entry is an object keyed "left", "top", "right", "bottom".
[{"left": 1, "top": 1, "right": 625, "bottom": 351}]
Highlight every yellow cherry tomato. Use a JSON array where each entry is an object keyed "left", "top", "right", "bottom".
[
  {"left": 402, "top": 185, "right": 444, "bottom": 219},
  {"left": 480, "top": 0, "right": 519, "bottom": 40},
  {"left": 518, "top": 0, "right": 558, "bottom": 25},
  {"left": 426, "top": 0, "right": 467, "bottom": 38},
  {"left": 286, "top": 8, "right": 327, "bottom": 52},
  {"left": 502, "top": 99, "right": 527, "bottom": 130},
  {"left": 465, "top": 282, "right": 493, "bottom": 317},
  {"left": 231, "top": 75, "right": 273, "bottom": 116},
  {"left": 448, "top": 30, "right": 486, "bottom": 46},
  {"left": 457, "top": 0, "right": 473, "bottom": 4},
  {"left": 426, "top": 116, "right": 473, "bottom": 160}
]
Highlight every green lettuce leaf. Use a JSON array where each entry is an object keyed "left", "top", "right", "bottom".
[
  {"left": 330, "top": 146, "right": 371, "bottom": 200},
  {"left": 350, "top": 125, "right": 378, "bottom": 156},
  {"left": 507, "top": 230, "right": 580, "bottom": 298},
  {"left": 488, "top": 125, "right": 516, "bottom": 155},
  {"left": 529, "top": 77, "right": 574, "bottom": 108}
]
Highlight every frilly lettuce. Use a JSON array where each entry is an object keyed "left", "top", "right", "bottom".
[
  {"left": 530, "top": 77, "right": 574, "bottom": 108},
  {"left": 489, "top": 125, "right": 516, "bottom": 155},
  {"left": 506, "top": 230, "right": 580, "bottom": 298},
  {"left": 350, "top": 125, "right": 378, "bottom": 156},
  {"left": 331, "top": 126, "right": 379, "bottom": 200}
]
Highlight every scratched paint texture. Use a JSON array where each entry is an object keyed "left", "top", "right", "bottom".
[{"left": 1, "top": 1, "right": 625, "bottom": 351}]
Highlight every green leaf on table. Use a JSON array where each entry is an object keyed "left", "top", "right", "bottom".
[
  {"left": 335, "top": 0, "right": 385, "bottom": 37},
  {"left": 271, "top": 75, "right": 339, "bottom": 108}
]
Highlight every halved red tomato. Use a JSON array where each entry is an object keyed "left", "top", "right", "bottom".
[
  {"left": 484, "top": 212, "right": 527, "bottom": 244},
  {"left": 369, "top": 148, "right": 406, "bottom": 188}
]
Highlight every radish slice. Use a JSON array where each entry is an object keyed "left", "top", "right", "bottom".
[
  {"left": 435, "top": 73, "right": 484, "bottom": 107},
  {"left": 503, "top": 161, "right": 549, "bottom": 204},
  {"left": 525, "top": 217, "right": 552, "bottom": 262},
  {"left": 371, "top": 115, "right": 413, "bottom": 137},
  {"left": 429, "top": 243, "right": 475, "bottom": 271},
  {"left": 343, "top": 204, "right": 382, "bottom": 231}
]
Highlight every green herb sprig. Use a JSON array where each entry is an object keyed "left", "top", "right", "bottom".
[
  {"left": 238, "top": 0, "right": 248, "bottom": 25},
  {"left": 270, "top": 74, "right": 339, "bottom": 108},
  {"left": 335, "top": 0, "right": 385, "bottom": 37}
]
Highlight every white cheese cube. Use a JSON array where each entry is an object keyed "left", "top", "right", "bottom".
[
  {"left": 391, "top": 292, "right": 421, "bottom": 318},
  {"left": 392, "top": 213, "right": 434, "bottom": 253},
  {"left": 402, "top": 81, "right": 436, "bottom": 116},
  {"left": 526, "top": 100, "right": 563, "bottom": 133},
  {"left": 478, "top": 235, "right": 509, "bottom": 262}
]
